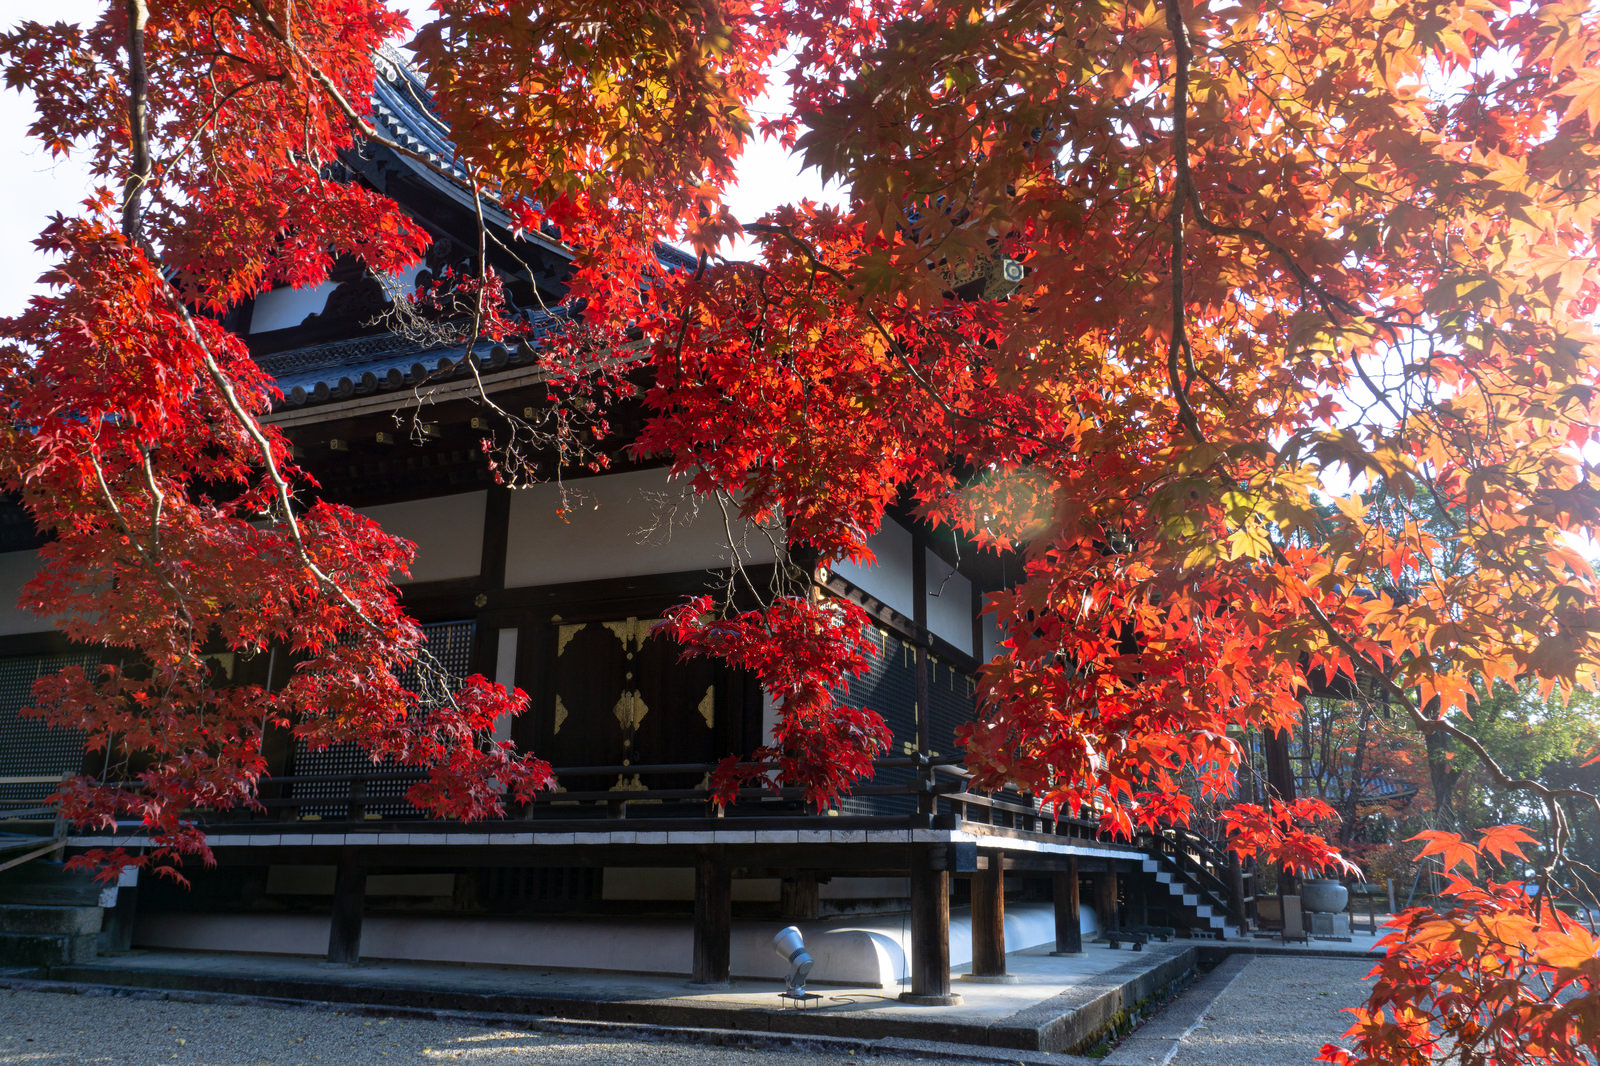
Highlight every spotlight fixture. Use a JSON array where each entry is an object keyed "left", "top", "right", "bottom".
[{"left": 772, "top": 925, "right": 816, "bottom": 1002}]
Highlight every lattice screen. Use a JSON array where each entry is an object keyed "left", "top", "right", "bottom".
[
  {"left": 290, "top": 620, "right": 476, "bottom": 819},
  {"left": 0, "top": 651, "right": 102, "bottom": 810}
]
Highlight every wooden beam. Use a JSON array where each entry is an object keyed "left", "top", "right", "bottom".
[
  {"left": 691, "top": 846, "right": 731, "bottom": 986},
  {"left": 901, "top": 844, "right": 961, "bottom": 1005},
  {"left": 326, "top": 849, "right": 366, "bottom": 964},
  {"left": 1051, "top": 858, "right": 1083, "bottom": 955}
]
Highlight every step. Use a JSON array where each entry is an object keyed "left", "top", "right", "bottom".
[
  {"left": 0, "top": 904, "right": 102, "bottom": 937},
  {"left": 0, "top": 931, "right": 98, "bottom": 966},
  {"left": 0, "top": 862, "right": 101, "bottom": 907}
]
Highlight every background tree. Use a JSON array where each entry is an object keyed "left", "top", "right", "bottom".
[{"left": 3, "top": 2, "right": 1600, "bottom": 1063}]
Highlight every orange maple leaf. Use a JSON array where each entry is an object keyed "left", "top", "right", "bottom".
[
  {"left": 1476, "top": 824, "right": 1537, "bottom": 867},
  {"left": 1410, "top": 830, "right": 1479, "bottom": 875}
]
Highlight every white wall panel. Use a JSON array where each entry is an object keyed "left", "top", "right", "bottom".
[
  {"left": 358, "top": 491, "right": 485, "bottom": 584},
  {"left": 504, "top": 469, "right": 772, "bottom": 588},
  {"left": 0, "top": 551, "right": 47, "bottom": 637},
  {"left": 924, "top": 548, "right": 974, "bottom": 655},
  {"left": 247, "top": 280, "right": 335, "bottom": 332},
  {"left": 829, "top": 519, "right": 915, "bottom": 619},
  {"left": 492, "top": 627, "right": 518, "bottom": 741},
  {"left": 981, "top": 609, "right": 1004, "bottom": 663}
]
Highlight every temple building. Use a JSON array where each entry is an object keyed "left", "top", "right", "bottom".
[{"left": 0, "top": 51, "right": 1243, "bottom": 998}]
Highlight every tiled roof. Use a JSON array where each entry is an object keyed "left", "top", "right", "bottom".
[
  {"left": 257, "top": 51, "right": 693, "bottom": 411},
  {"left": 260, "top": 308, "right": 573, "bottom": 409},
  {"left": 371, "top": 47, "right": 471, "bottom": 185}
]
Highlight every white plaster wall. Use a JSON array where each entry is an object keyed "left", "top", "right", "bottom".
[
  {"left": 0, "top": 551, "right": 49, "bottom": 637},
  {"left": 503, "top": 469, "right": 773, "bottom": 588},
  {"left": 759, "top": 688, "right": 779, "bottom": 747},
  {"left": 135, "top": 913, "right": 328, "bottom": 956},
  {"left": 248, "top": 280, "right": 335, "bottom": 332},
  {"left": 492, "top": 627, "right": 518, "bottom": 741},
  {"left": 131, "top": 902, "right": 1065, "bottom": 988},
  {"left": 358, "top": 491, "right": 486, "bottom": 584},
  {"left": 924, "top": 548, "right": 974, "bottom": 655},
  {"left": 829, "top": 520, "right": 915, "bottom": 618},
  {"left": 981, "top": 609, "right": 1004, "bottom": 663}
]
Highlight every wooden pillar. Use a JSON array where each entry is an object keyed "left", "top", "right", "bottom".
[
  {"left": 99, "top": 865, "right": 140, "bottom": 954},
  {"left": 1265, "top": 726, "right": 1299, "bottom": 896},
  {"left": 1096, "top": 866, "right": 1120, "bottom": 935},
  {"left": 900, "top": 844, "right": 961, "bottom": 1005},
  {"left": 780, "top": 873, "right": 821, "bottom": 921},
  {"left": 967, "top": 858, "right": 1009, "bottom": 979},
  {"left": 1265, "top": 726, "right": 1297, "bottom": 803},
  {"left": 1228, "top": 853, "right": 1249, "bottom": 934},
  {"left": 1051, "top": 859, "right": 1083, "bottom": 955},
  {"left": 1129, "top": 866, "right": 1149, "bottom": 926},
  {"left": 692, "top": 846, "right": 731, "bottom": 986},
  {"left": 326, "top": 850, "right": 366, "bottom": 964},
  {"left": 914, "top": 646, "right": 935, "bottom": 823}
]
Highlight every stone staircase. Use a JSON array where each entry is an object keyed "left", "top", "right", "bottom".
[{"left": 0, "top": 861, "right": 104, "bottom": 967}]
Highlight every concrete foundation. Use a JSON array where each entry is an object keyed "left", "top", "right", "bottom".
[{"left": 133, "top": 902, "right": 1075, "bottom": 988}]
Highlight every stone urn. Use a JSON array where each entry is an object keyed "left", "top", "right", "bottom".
[{"left": 1301, "top": 878, "right": 1349, "bottom": 914}]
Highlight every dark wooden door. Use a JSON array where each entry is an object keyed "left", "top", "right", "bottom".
[{"left": 544, "top": 617, "right": 760, "bottom": 796}]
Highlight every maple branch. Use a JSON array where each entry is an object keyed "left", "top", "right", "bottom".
[
  {"left": 242, "top": 0, "right": 516, "bottom": 228},
  {"left": 1266, "top": 539, "right": 1600, "bottom": 854},
  {"left": 121, "top": 0, "right": 151, "bottom": 239},
  {"left": 139, "top": 448, "right": 164, "bottom": 553},
  {"left": 743, "top": 221, "right": 1063, "bottom": 454},
  {"left": 1183, "top": 188, "right": 1362, "bottom": 321},
  {"left": 1163, "top": 0, "right": 1204, "bottom": 446},
  {"left": 83, "top": 445, "right": 195, "bottom": 638}
]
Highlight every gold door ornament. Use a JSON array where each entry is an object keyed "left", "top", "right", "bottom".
[{"left": 551, "top": 617, "right": 661, "bottom": 738}]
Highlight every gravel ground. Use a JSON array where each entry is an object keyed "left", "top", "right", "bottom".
[
  {"left": 0, "top": 988, "right": 1031, "bottom": 1066},
  {"left": 1156, "top": 956, "right": 1375, "bottom": 1066}
]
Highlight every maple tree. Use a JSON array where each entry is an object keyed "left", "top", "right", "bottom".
[{"left": 2, "top": 1, "right": 1600, "bottom": 1062}]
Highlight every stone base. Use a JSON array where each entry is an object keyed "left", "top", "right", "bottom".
[
  {"left": 1307, "top": 912, "right": 1351, "bottom": 938},
  {"left": 898, "top": 991, "right": 964, "bottom": 1006},
  {"left": 1049, "top": 950, "right": 1086, "bottom": 957},
  {"left": 960, "top": 972, "right": 1021, "bottom": 984}
]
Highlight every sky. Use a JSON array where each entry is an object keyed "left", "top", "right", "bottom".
[{"left": 0, "top": 1, "right": 835, "bottom": 317}]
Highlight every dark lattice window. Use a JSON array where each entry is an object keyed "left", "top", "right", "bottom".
[
  {"left": 0, "top": 651, "right": 102, "bottom": 811},
  {"left": 290, "top": 620, "right": 476, "bottom": 819}
]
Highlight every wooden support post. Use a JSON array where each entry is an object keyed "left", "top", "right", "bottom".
[
  {"left": 780, "top": 873, "right": 821, "bottom": 921},
  {"left": 692, "top": 846, "right": 731, "bottom": 986},
  {"left": 1228, "top": 853, "right": 1249, "bottom": 933},
  {"left": 99, "top": 865, "right": 139, "bottom": 954},
  {"left": 1051, "top": 859, "right": 1083, "bottom": 955},
  {"left": 1129, "top": 865, "right": 1149, "bottom": 926},
  {"left": 914, "top": 646, "right": 934, "bottom": 823},
  {"left": 901, "top": 845, "right": 960, "bottom": 1005},
  {"left": 326, "top": 850, "right": 366, "bottom": 964},
  {"left": 1096, "top": 867, "right": 1120, "bottom": 935},
  {"left": 965, "top": 857, "right": 1013, "bottom": 981},
  {"left": 1265, "top": 726, "right": 1299, "bottom": 896}
]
